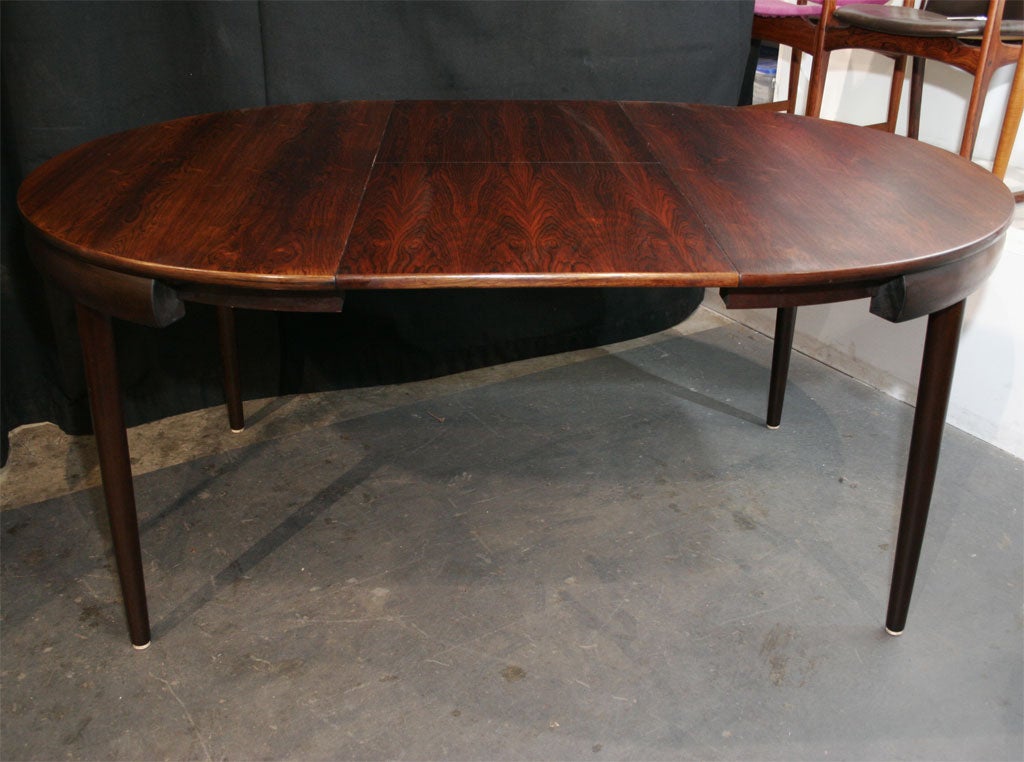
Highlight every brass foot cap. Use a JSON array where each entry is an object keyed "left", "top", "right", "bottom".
[
  {"left": 884, "top": 626, "right": 903, "bottom": 637},
  {"left": 230, "top": 427, "right": 245, "bottom": 434},
  {"left": 766, "top": 424, "right": 780, "bottom": 430},
  {"left": 132, "top": 641, "right": 152, "bottom": 650}
]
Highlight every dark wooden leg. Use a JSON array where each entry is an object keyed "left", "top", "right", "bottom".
[
  {"left": 908, "top": 57, "right": 925, "bottom": 140},
  {"left": 75, "top": 303, "right": 151, "bottom": 649},
  {"left": 885, "top": 300, "right": 965, "bottom": 636},
  {"left": 216, "top": 306, "right": 245, "bottom": 432},
  {"left": 767, "top": 306, "right": 797, "bottom": 429}
]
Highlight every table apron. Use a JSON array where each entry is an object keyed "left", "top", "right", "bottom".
[
  {"left": 869, "top": 239, "right": 1005, "bottom": 323},
  {"left": 173, "top": 284, "right": 345, "bottom": 313},
  {"left": 28, "top": 236, "right": 184, "bottom": 328},
  {"left": 30, "top": 233, "right": 1005, "bottom": 328},
  {"left": 720, "top": 236, "right": 1005, "bottom": 323}
]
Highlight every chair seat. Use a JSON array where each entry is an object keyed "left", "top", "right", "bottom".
[
  {"left": 960, "top": 20, "right": 1024, "bottom": 40},
  {"left": 833, "top": 5, "right": 988, "bottom": 37}
]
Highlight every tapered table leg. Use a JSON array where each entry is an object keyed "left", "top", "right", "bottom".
[
  {"left": 767, "top": 306, "right": 797, "bottom": 429},
  {"left": 75, "top": 303, "right": 151, "bottom": 649},
  {"left": 216, "top": 306, "right": 245, "bottom": 432},
  {"left": 885, "top": 300, "right": 965, "bottom": 636}
]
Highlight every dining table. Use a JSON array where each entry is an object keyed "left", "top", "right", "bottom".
[{"left": 16, "top": 100, "right": 1015, "bottom": 649}]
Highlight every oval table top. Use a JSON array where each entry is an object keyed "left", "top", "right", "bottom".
[{"left": 17, "top": 100, "right": 1015, "bottom": 296}]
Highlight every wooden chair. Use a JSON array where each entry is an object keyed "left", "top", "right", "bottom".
[
  {"left": 762, "top": 0, "right": 1022, "bottom": 430},
  {"left": 751, "top": 0, "right": 902, "bottom": 128},
  {"left": 816, "top": 0, "right": 1023, "bottom": 160}
]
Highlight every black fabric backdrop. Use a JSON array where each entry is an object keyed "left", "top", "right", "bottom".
[{"left": 1, "top": 0, "right": 754, "bottom": 463}]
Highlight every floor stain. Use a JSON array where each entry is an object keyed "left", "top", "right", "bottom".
[
  {"left": 77, "top": 605, "right": 105, "bottom": 628},
  {"left": 760, "top": 624, "right": 793, "bottom": 686},
  {"left": 760, "top": 623, "right": 819, "bottom": 687},
  {"left": 732, "top": 511, "right": 757, "bottom": 531},
  {"left": 501, "top": 665, "right": 526, "bottom": 682},
  {"left": 242, "top": 654, "right": 306, "bottom": 676}
]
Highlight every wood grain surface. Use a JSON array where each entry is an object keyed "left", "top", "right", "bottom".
[
  {"left": 17, "top": 100, "right": 1015, "bottom": 299},
  {"left": 340, "top": 159, "right": 734, "bottom": 287},
  {"left": 623, "top": 102, "right": 1014, "bottom": 288},
  {"left": 377, "top": 100, "right": 656, "bottom": 163},
  {"left": 18, "top": 101, "right": 393, "bottom": 289}
]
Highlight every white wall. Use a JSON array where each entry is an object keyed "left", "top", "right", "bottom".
[{"left": 713, "top": 46, "right": 1024, "bottom": 458}]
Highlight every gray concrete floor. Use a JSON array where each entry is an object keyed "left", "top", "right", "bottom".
[{"left": 2, "top": 308, "right": 1022, "bottom": 761}]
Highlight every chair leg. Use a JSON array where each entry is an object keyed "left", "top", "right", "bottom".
[
  {"left": 767, "top": 306, "right": 797, "bottom": 430},
  {"left": 908, "top": 57, "right": 925, "bottom": 140},
  {"left": 216, "top": 306, "right": 245, "bottom": 433},
  {"left": 959, "top": 58, "right": 1001, "bottom": 160},
  {"left": 992, "top": 49, "right": 1023, "bottom": 182},
  {"left": 805, "top": 49, "right": 830, "bottom": 118}
]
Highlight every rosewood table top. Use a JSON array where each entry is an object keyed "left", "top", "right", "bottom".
[
  {"left": 18, "top": 100, "right": 1012, "bottom": 296},
  {"left": 15, "top": 101, "right": 1016, "bottom": 648}
]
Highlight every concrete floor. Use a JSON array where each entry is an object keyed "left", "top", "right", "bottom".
[{"left": 1, "top": 308, "right": 1022, "bottom": 761}]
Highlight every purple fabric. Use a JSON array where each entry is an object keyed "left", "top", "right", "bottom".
[
  {"left": 754, "top": 0, "right": 821, "bottom": 18},
  {"left": 755, "top": 0, "right": 889, "bottom": 18}
]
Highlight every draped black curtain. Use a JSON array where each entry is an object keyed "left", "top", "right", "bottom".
[{"left": 1, "top": 0, "right": 754, "bottom": 462}]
